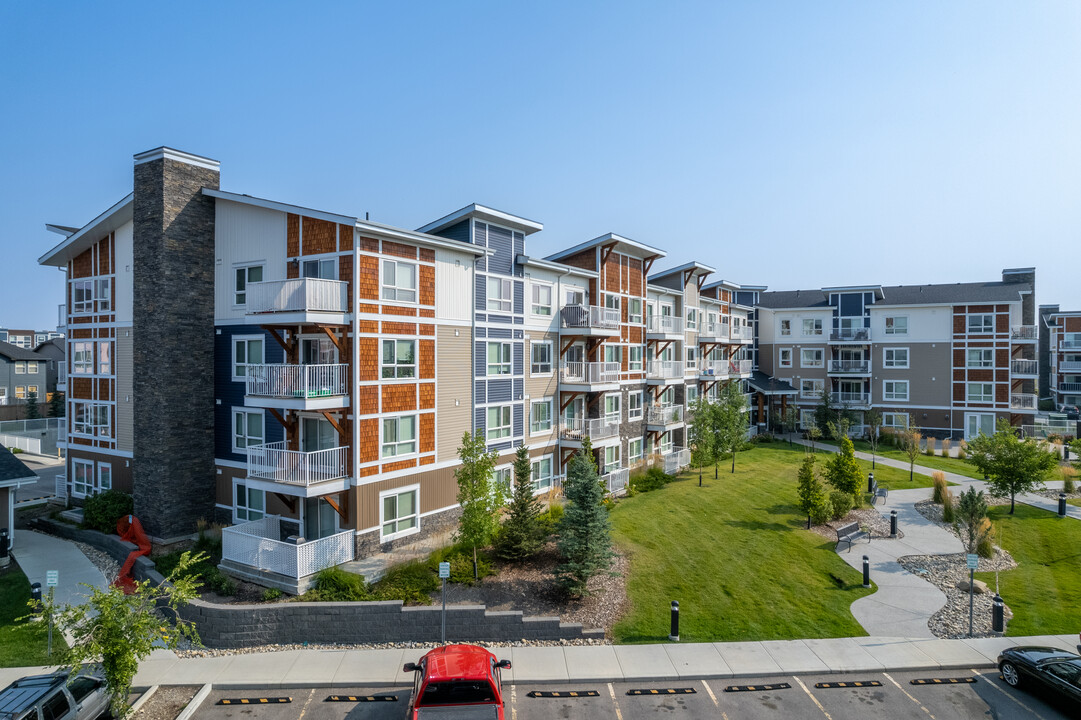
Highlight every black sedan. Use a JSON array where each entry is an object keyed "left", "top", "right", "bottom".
[{"left": 997, "top": 646, "right": 1081, "bottom": 705}]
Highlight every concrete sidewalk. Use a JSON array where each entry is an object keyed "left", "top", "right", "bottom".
[
  {"left": 3, "top": 635, "right": 1079, "bottom": 689},
  {"left": 12, "top": 530, "right": 107, "bottom": 608}
]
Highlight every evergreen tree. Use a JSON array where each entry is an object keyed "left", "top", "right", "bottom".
[
  {"left": 796, "top": 454, "right": 828, "bottom": 528},
  {"left": 555, "top": 437, "right": 613, "bottom": 596},
  {"left": 26, "top": 390, "right": 40, "bottom": 419},
  {"left": 454, "top": 431, "right": 504, "bottom": 580},
  {"left": 824, "top": 436, "right": 862, "bottom": 496},
  {"left": 954, "top": 487, "right": 992, "bottom": 554},
  {"left": 495, "top": 445, "right": 545, "bottom": 561},
  {"left": 48, "top": 390, "right": 65, "bottom": 417}
]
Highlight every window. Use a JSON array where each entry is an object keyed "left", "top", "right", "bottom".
[
  {"left": 303, "top": 258, "right": 337, "bottom": 279},
  {"left": 487, "top": 342, "right": 511, "bottom": 375},
  {"left": 232, "top": 409, "right": 264, "bottom": 452},
  {"left": 802, "top": 318, "right": 823, "bottom": 336},
  {"left": 628, "top": 346, "right": 643, "bottom": 371},
  {"left": 604, "top": 393, "right": 621, "bottom": 422},
  {"left": 883, "top": 412, "right": 909, "bottom": 429},
  {"left": 779, "top": 348, "right": 792, "bottom": 368},
  {"left": 628, "top": 391, "right": 643, "bottom": 420},
  {"left": 604, "top": 344, "right": 622, "bottom": 365},
  {"left": 967, "top": 383, "right": 994, "bottom": 403},
  {"left": 967, "top": 314, "right": 994, "bottom": 333},
  {"left": 629, "top": 438, "right": 643, "bottom": 464},
  {"left": 530, "top": 399, "right": 552, "bottom": 434},
  {"left": 234, "top": 265, "right": 263, "bottom": 305},
  {"left": 603, "top": 445, "right": 621, "bottom": 473},
  {"left": 531, "top": 341, "right": 552, "bottom": 375},
  {"left": 780, "top": 319, "right": 791, "bottom": 336},
  {"left": 383, "top": 260, "right": 417, "bottom": 302},
  {"left": 486, "top": 405, "right": 512, "bottom": 440},
  {"left": 800, "top": 348, "right": 824, "bottom": 368},
  {"left": 531, "top": 457, "right": 553, "bottom": 492},
  {"left": 628, "top": 298, "right": 642, "bottom": 323},
  {"left": 531, "top": 283, "right": 552, "bottom": 316},
  {"left": 486, "top": 276, "right": 512, "bottom": 312},
  {"left": 98, "top": 341, "right": 112, "bottom": 375},
  {"left": 381, "top": 487, "right": 419, "bottom": 538},
  {"left": 883, "top": 380, "right": 909, "bottom": 401},
  {"left": 799, "top": 409, "right": 816, "bottom": 429},
  {"left": 98, "top": 464, "right": 112, "bottom": 492},
  {"left": 96, "top": 278, "right": 112, "bottom": 312},
  {"left": 565, "top": 288, "right": 584, "bottom": 306},
  {"left": 14, "top": 386, "right": 25, "bottom": 399},
  {"left": 493, "top": 467, "right": 513, "bottom": 495},
  {"left": 72, "top": 459, "right": 95, "bottom": 498},
  {"left": 967, "top": 349, "right": 993, "bottom": 368},
  {"left": 72, "top": 279, "right": 93, "bottom": 313},
  {"left": 685, "top": 346, "right": 698, "bottom": 370},
  {"left": 382, "top": 339, "right": 416, "bottom": 378},
  {"left": 69, "top": 677, "right": 101, "bottom": 704},
  {"left": 382, "top": 415, "right": 417, "bottom": 457},
  {"left": 73, "top": 402, "right": 110, "bottom": 437},
  {"left": 885, "top": 316, "right": 907, "bottom": 335},
  {"left": 27, "top": 385, "right": 38, "bottom": 397},
  {"left": 234, "top": 481, "right": 264, "bottom": 522},
  {"left": 605, "top": 294, "right": 621, "bottom": 313},
  {"left": 686, "top": 385, "right": 699, "bottom": 404},
  {"left": 232, "top": 336, "right": 264, "bottom": 380},
  {"left": 14, "top": 361, "right": 25, "bottom": 374},
  {"left": 73, "top": 341, "right": 94, "bottom": 374},
  {"left": 800, "top": 379, "right": 823, "bottom": 399},
  {"left": 883, "top": 347, "right": 909, "bottom": 368},
  {"left": 687, "top": 308, "right": 698, "bottom": 330},
  {"left": 40, "top": 686, "right": 71, "bottom": 720}
]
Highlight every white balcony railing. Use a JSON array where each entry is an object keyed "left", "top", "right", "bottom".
[
  {"left": 222, "top": 516, "right": 354, "bottom": 579},
  {"left": 602, "top": 468, "right": 629, "bottom": 495},
  {"left": 560, "top": 361, "right": 620, "bottom": 385},
  {"left": 560, "top": 304, "right": 620, "bottom": 330},
  {"left": 1011, "top": 326, "right": 1038, "bottom": 340},
  {"left": 646, "top": 360, "right": 685, "bottom": 380},
  {"left": 561, "top": 416, "right": 620, "bottom": 441},
  {"left": 699, "top": 361, "right": 730, "bottom": 379},
  {"left": 662, "top": 447, "right": 691, "bottom": 475},
  {"left": 1063, "top": 340, "right": 1081, "bottom": 349},
  {"left": 646, "top": 404, "right": 684, "bottom": 426},
  {"left": 247, "top": 442, "right": 349, "bottom": 486},
  {"left": 246, "top": 364, "right": 348, "bottom": 399},
  {"left": 55, "top": 474, "right": 67, "bottom": 500},
  {"left": 1060, "top": 382, "right": 1081, "bottom": 393},
  {"left": 647, "top": 315, "right": 684, "bottom": 335},
  {"left": 57, "top": 303, "right": 66, "bottom": 329},
  {"left": 700, "top": 321, "right": 725, "bottom": 339},
  {"left": 246, "top": 278, "right": 348, "bottom": 315},
  {"left": 1059, "top": 361, "right": 1081, "bottom": 371},
  {"left": 830, "top": 327, "right": 871, "bottom": 342},
  {"left": 728, "top": 358, "right": 753, "bottom": 375},
  {"left": 828, "top": 359, "right": 870, "bottom": 373},
  {"left": 729, "top": 325, "right": 753, "bottom": 342},
  {"left": 57, "top": 364, "right": 67, "bottom": 386},
  {"left": 1009, "top": 359, "right": 1038, "bottom": 375},
  {"left": 1010, "top": 394, "right": 1038, "bottom": 410},
  {"left": 830, "top": 391, "right": 870, "bottom": 406}
]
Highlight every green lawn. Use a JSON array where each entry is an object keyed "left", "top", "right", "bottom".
[
  {"left": 0, "top": 565, "right": 65, "bottom": 667},
  {"left": 850, "top": 440, "right": 984, "bottom": 480},
  {"left": 1068, "top": 498, "right": 1081, "bottom": 508},
  {"left": 975, "top": 505, "right": 1081, "bottom": 636},
  {"left": 611, "top": 443, "right": 875, "bottom": 643}
]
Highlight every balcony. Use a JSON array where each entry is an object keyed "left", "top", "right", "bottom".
[
  {"left": 1059, "top": 382, "right": 1081, "bottom": 394},
  {"left": 1059, "top": 361, "right": 1081, "bottom": 371},
  {"left": 828, "top": 359, "right": 871, "bottom": 375},
  {"left": 646, "top": 404, "right": 684, "bottom": 429},
  {"left": 245, "top": 364, "right": 349, "bottom": 410},
  {"left": 560, "top": 416, "right": 620, "bottom": 444},
  {"left": 559, "top": 361, "right": 620, "bottom": 390},
  {"left": 728, "top": 358, "right": 753, "bottom": 376},
  {"left": 698, "top": 321, "right": 726, "bottom": 342},
  {"left": 245, "top": 278, "right": 349, "bottom": 325},
  {"left": 661, "top": 447, "right": 691, "bottom": 475},
  {"left": 1009, "top": 359, "right": 1038, "bottom": 377},
  {"left": 560, "top": 304, "right": 620, "bottom": 335},
  {"left": 698, "top": 361, "right": 730, "bottom": 380},
  {"left": 602, "top": 468, "right": 630, "bottom": 496},
  {"left": 829, "top": 327, "right": 871, "bottom": 343},
  {"left": 1009, "top": 394, "right": 1037, "bottom": 411},
  {"left": 830, "top": 391, "right": 871, "bottom": 407},
  {"left": 246, "top": 442, "right": 349, "bottom": 497},
  {"left": 646, "top": 360, "right": 685, "bottom": 384},
  {"left": 221, "top": 516, "right": 355, "bottom": 594},
  {"left": 57, "top": 303, "right": 66, "bottom": 331},
  {"left": 728, "top": 325, "right": 754, "bottom": 343},
  {"left": 1063, "top": 340, "right": 1081, "bottom": 350},
  {"left": 57, "top": 364, "right": 67, "bottom": 392},
  {"left": 1010, "top": 326, "right": 1038, "bottom": 342},
  {"left": 646, "top": 315, "right": 684, "bottom": 339}
]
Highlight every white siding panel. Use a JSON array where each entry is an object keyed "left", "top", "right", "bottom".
[
  {"left": 435, "top": 249, "right": 473, "bottom": 322},
  {"left": 213, "top": 200, "right": 288, "bottom": 322},
  {"left": 114, "top": 220, "right": 134, "bottom": 324},
  {"left": 115, "top": 331, "right": 134, "bottom": 451},
  {"left": 870, "top": 306, "right": 950, "bottom": 342}
]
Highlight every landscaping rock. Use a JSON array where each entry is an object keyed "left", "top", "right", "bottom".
[{"left": 955, "top": 578, "right": 989, "bottom": 594}]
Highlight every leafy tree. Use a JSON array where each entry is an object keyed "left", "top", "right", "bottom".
[
  {"left": 806, "top": 421, "right": 822, "bottom": 452},
  {"left": 688, "top": 397, "right": 717, "bottom": 485},
  {"left": 26, "top": 389, "right": 40, "bottom": 419},
  {"left": 966, "top": 420, "right": 1060, "bottom": 513},
  {"left": 35, "top": 552, "right": 205, "bottom": 716},
  {"left": 712, "top": 381, "right": 749, "bottom": 474},
  {"left": 555, "top": 437, "right": 613, "bottom": 596},
  {"left": 495, "top": 446, "right": 545, "bottom": 561},
  {"left": 901, "top": 427, "right": 922, "bottom": 482},
  {"left": 454, "top": 431, "right": 505, "bottom": 579},
  {"left": 826, "top": 416, "right": 851, "bottom": 442},
  {"left": 782, "top": 406, "right": 799, "bottom": 446},
  {"left": 796, "top": 454, "right": 828, "bottom": 528},
  {"left": 954, "top": 487, "right": 992, "bottom": 555},
  {"left": 864, "top": 409, "right": 883, "bottom": 469},
  {"left": 48, "top": 389, "right": 65, "bottom": 417},
  {"left": 824, "top": 436, "right": 862, "bottom": 496}
]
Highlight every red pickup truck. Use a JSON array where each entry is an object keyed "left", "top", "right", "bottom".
[{"left": 403, "top": 644, "right": 512, "bottom": 719}]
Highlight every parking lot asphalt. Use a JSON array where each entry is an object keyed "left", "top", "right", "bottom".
[{"left": 189, "top": 669, "right": 1075, "bottom": 720}]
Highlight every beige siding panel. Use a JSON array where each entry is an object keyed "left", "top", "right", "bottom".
[
  {"left": 524, "top": 332, "right": 558, "bottom": 399},
  {"left": 437, "top": 325, "right": 471, "bottom": 461},
  {"left": 355, "top": 466, "right": 458, "bottom": 530},
  {"left": 115, "top": 332, "right": 134, "bottom": 451}
]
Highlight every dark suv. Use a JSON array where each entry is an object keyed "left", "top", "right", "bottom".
[{"left": 0, "top": 673, "right": 109, "bottom": 720}]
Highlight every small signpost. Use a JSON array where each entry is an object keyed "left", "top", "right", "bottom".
[
  {"left": 438, "top": 562, "right": 450, "bottom": 644},
  {"left": 46, "top": 570, "right": 58, "bottom": 656},
  {"left": 966, "top": 554, "right": 978, "bottom": 637}
]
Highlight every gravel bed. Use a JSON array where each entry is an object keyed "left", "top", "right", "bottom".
[
  {"left": 1033, "top": 488, "right": 1081, "bottom": 501},
  {"left": 808, "top": 505, "right": 903, "bottom": 542},
  {"left": 178, "top": 636, "right": 607, "bottom": 658},
  {"left": 72, "top": 540, "right": 121, "bottom": 582},
  {"left": 131, "top": 685, "right": 201, "bottom": 720}
]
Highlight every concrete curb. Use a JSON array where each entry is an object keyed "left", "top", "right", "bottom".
[
  {"left": 175, "top": 684, "right": 213, "bottom": 720},
  {"left": 127, "top": 685, "right": 159, "bottom": 715}
]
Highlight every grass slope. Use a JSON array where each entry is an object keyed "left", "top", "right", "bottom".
[
  {"left": 0, "top": 565, "right": 64, "bottom": 667},
  {"left": 976, "top": 504, "right": 1081, "bottom": 636},
  {"left": 612, "top": 443, "right": 874, "bottom": 643},
  {"left": 850, "top": 440, "right": 984, "bottom": 479}
]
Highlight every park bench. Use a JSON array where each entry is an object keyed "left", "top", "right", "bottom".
[
  {"left": 836, "top": 521, "right": 869, "bottom": 553},
  {"left": 869, "top": 479, "right": 888, "bottom": 506}
]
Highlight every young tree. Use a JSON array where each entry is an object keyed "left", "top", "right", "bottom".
[
  {"left": 796, "top": 454, "right": 828, "bottom": 529},
  {"left": 454, "top": 431, "right": 505, "bottom": 579},
  {"left": 26, "top": 389, "right": 40, "bottom": 420},
  {"left": 966, "top": 420, "right": 1060, "bottom": 514},
  {"left": 48, "top": 389, "right": 65, "bottom": 417},
  {"left": 36, "top": 552, "right": 205, "bottom": 716},
  {"left": 555, "top": 437, "right": 613, "bottom": 596},
  {"left": 901, "top": 427, "right": 922, "bottom": 482},
  {"left": 954, "top": 487, "right": 992, "bottom": 554},
  {"left": 782, "top": 406, "right": 799, "bottom": 446},
  {"left": 824, "top": 436, "right": 862, "bottom": 497},
  {"left": 806, "top": 421, "right": 822, "bottom": 453},
  {"left": 495, "top": 445, "right": 545, "bottom": 561},
  {"left": 712, "top": 382, "right": 749, "bottom": 474},
  {"left": 826, "top": 415, "right": 852, "bottom": 442},
  {"left": 864, "top": 409, "right": 883, "bottom": 469},
  {"left": 688, "top": 397, "right": 717, "bottom": 486}
]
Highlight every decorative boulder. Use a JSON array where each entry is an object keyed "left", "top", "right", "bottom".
[{"left": 955, "top": 578, "right": 989, "bottom": 594}]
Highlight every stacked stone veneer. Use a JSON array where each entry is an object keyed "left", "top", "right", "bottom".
[{"left": 133, "top": 151, "right": 220, "bottom": 540}]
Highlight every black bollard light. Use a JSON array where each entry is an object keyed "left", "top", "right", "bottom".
[
  {"left": 31, "top": 582, "right": 42, "bottom": 604},
  {"left": 0, "top": 528, "right": 8, "bottom": 557},
  {"left": 890, "top": 511, "right": 898, "bottom": 538},
  {"left": 669, "top": 601, "right": 680, "bottom": 642},
  {"left": 1059, "top": 493, "right": 1067, "bottom": 517},
  {"left": 862, "top": 556, "right": 871, "bottom": 588},
  {"left": 992, "top": 595, "right": 1005, "bottom": 634},
  {"left": 867, "top": 472, "right": 874, "bottom": 493}
]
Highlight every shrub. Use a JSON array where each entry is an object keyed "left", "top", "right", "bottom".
[
  {"left": 956, "top": 446, "right": 967, "bottom": 460},
  {"left": 976, "top": 518, "right": 995, "bottom": 559},
  {"left": 931, "top": 472, "right": 948, "bottom": 504},
  {"left": 83, "top": 490, "right": 134, "bottom": 533},
  {"left": 206, "top": 568, "right": 238, "bottom": 596},
  {"left": 538, "top": 501, "right": 564, "bottom": 536},
  {"left": 1063, "top": 467, "right": 1078, "bottom": 494},
  {"left": 924, "top": 441, "right": 935, "bottom": 456},
  {"left": 262, "top": 588, "right": 283, "bottom": 602},
  {"left": 373, "top": 560, "right": 438, "bottom": 604},
  {"left": 313, "top": 566, "right": 371, "bottom": 601},
  {"left": 829, "top": 490, "right": 853, "bottom": 521},
  {"left": 428, "top": 544, "right": 492, "bottom": 586},
  {"left": 941, "top": 439, "right": 951, "bottom": 456},
  {"left": 11, "top": 447, "right": 23, "bottom": 454},
  {"left": 810, "top": 497, "right": 832, "bottom": 526},
  {"left": 630, "top": 467, "right": 673, "bottom": 493},
  {"left": 941, "top": 491, "right": 955, "bottom": 523}
]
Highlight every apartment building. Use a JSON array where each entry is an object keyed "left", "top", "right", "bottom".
[
  {"left": 0, "top": 341, "right": 49, "bottom": 406},
  {"left": 755, "top": 269, "right": 1039, "bottom": 439},
  {"left": 1042, "top": 308, "right": 1081, "bottom": 411},
  {"left": 0, "top": 329, "right": 35, "bottom": 349}
]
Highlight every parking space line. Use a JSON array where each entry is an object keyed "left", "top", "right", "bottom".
[
  {"left": 792, "top": 677, "right": 832, "bottom": 720},
  {"left": 510, "top": 684, "right": 516, "bottom": 720},
  {"left": 882, "top": 672, "right": 935, "bottom": 719},
  {"left": 295, "top": 689, "right": 314, "bottom": 720},
  {"left": 971, "top": 669, "right": 1050, "bottom": 720},
  {"left": 699, "top": 680, "right": 729, "bottom": 720},
  {"left": 607, "top": 683, "right": 624, "bottom": 720}
]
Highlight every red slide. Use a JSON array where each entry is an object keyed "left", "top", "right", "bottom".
[{"left": 113, "top": 515, "right": 151, "bottom": 594}]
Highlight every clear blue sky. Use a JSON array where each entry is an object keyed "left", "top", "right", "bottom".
[{"left": 2, "top": 1, "right": 1079, "bottom": 332}]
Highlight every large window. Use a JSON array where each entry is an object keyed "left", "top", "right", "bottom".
[
  {"left": 800, "top": 348, "right": 824, "bottom": 368},
  {"left": 72, "top": 341, "right": 94, "bottom": 374},
  {"left": 603, "top": 393, "right": 621, "bottom": 422},
  {"left": 780, "top": 319, "right": 791, "bottom": 336},
  {"left": 234, "top": 265, "right": 263, "bottom": 305},
  {"left": 779, "top": 348, "right": 792, "bottom": 368},
  {"left": 628, "top": 298, "right": 643, "bottom": 324},
  {"left": 234, "top": 481, "right": 265, "bottom": 522},
  {"left": 232, "top": 409, "right": 264, "bottom": 452},
  {"left": 628, "top": 391, "right": 643, "bottom": 420},
  {"left": 303, "top": 258, "right": 337, "bottom": 279},
  {"left": 967, "top": 314, "right": 994, "bottom": 334},
  {"left": 685, "top": 346, "right": 698, "bottom": 370},
  {"left": 487, "top": 276, "right": 512, "bottom": 312},
  {"left": 232, "top": 336, "right": 264, "bottom": 380},
  {"left": 98, "top": 341, "right": 112, "bottom": 375},
  {"left": 531, "top": 457, "right": 553, "bottom": 492},
  {"left": 882, "top": 412, "right": 909, "bottom": 429},
  {"left": 883, "top": 380, "right": 909, "bottom": 402},
  {"left": 628, "top": 438, "right": 643, "bottom": 464},
  {"left": 966, "top": 349, "right": 993, "bottom": 368},
  {"left": 487, "top": 342, "right": 511, "bottom": 376},
  {"left": 687, "top": 308, "right": 698, "bottom": 330},
  {"left": 967, "top": 383, "right": 994, "bottom": 403},
  {"left": 686, "top": 385, "right": 699, "bottom": 404},
  {"left": 885, "top": 316, "right": 907, "bottom": 335},
  {"left": 531, "top": 283, "right": 552, "bottom": 316},
  {"left": 604, "top": 345, "right": 622, "bottom": 365},
  {"left": 382, "top": 339, "right": 416, "bottom": 378},
  {"left": 531, "top": 341, "right": 552, "bottom": 375},
  {"left": 628, "top": 346, "right": 643, "bottom": 371},
  {"left": 802, "top": 318, "right": 823, "bottom": 336},
  {"left": 883, "top": 347, "right": 909, "bottom": 368},
  {"left": 72, "top": 459, "right": 95, "bottom": 498},
  {"left": 383, "top": 260, "right": 417, "bottom": 302},
  {"left": 381, "top": 487, "right": 419, "bottom": 538},
  {"left": 96, "top": 278, "right": 112, "bottom": 312},
  {"left": 530, "top": 399, "right": 553, "bottom": 435},
  {"left": 800, "top": 379, "right": 823, "bottom": 399},
  {"left": 799, "top": 409, "right": 816, "bottom": 429},
  {"left": 72, "top": 279, "right": 93, "bottom": 313},
  {"left": 603, "top": 445, "right": 621, "bottom": 473},
  {"left": 487, "top": 405, "right": 512, "bottom": 441},
  {"left": 72, "top": 402, "right": 110, "bottom": 437},
  {"left": 382, "top": 415, "right": 417, "bottom": 457}
]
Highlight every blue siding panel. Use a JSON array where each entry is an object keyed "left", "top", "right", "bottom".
[
  {"left": 488, "top": 314, "right": 511, "bottom": 324},
  {"left": 475, "top": 273, "right": 486, "bottom": 311},
  {"left": 474, "top": 380, "right": 486, "bottom": 404},
  {"left": 474, "top": 342, "right": 486, "bottom": 378},
  {"left": 488, "top": 327, "right": 511, "bottom": 339},
  {"left": 475, "top": 326, "right": 487, "bottom": 339},
  {"left": 474, "top": 407, "right": 485, "bottom": 435},
  {"left": 432, "top": 219, "right": 471, "bottom": 245},
  {"left": 512, "top": 344, "right": 523, "bottom": 375},
  {"left": 474, "top": 222, "right": 486, "bottom": 272},
  {"left": 513, "top": 379, "right": 523, "bottom": 399},
  {"left": 513, "top": 405, "right": 523, "bottom": 437},
  {"left": 513, "top": 280, "right": 524, "bottom": 315},
  {"left": 487, "top": 225, "right": 514, "bottom": 276},
  {"left": 491, "top": 440, "right": 512, "bottom": 453},
  {"left": 512, "top": 232, "right": 525, "bottom": 278},
  {"left": 214, "top": 325, "right": 284, "bottom": 464},
  {"left": 488, "top": 379, "right": 512, "bottom": 403}
]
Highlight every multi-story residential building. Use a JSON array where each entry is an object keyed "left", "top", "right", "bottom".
[
  {"left": 0, "top": 329, "right": 36, "bottom": 349},
  {"left": 33, "top": 337, "right": 65, "bottom": 396},
  {"left": 0, "top": 341, "right": 49, "bottom": 407},
  {"left": 1042, "top": 308, "right": 1081, "bottom": 412},
  {"left": 755, "top": 269, "right": 1039, "bottom": 439}
]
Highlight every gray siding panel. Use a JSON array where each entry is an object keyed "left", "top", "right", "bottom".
[
  {"left": 487, "top": 225, "right": 514, "bottom": 275},
  {"left": 474, "top": 380, "right": 486, "bottom": 404},
  {"left": 513, "top": 344, "right": 523, "bottom": 375},
  {"left": 489, "top": 327, "right": 511, "bottom": 339},
  {"left": 475, "top": 273, "right": 486, "bottom": 311},
  {"left": 513, "top": 405, "right": 523, "bottom": 437},
  {"left": 488, "top": 379, "right": 512, "bottom": 403},
  {"left": 513, "top": 280, "right": 524, "bottom": 315}
]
